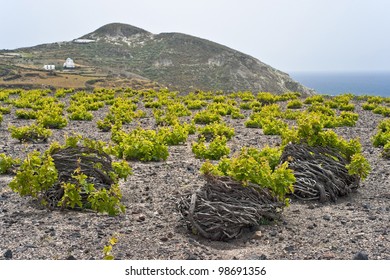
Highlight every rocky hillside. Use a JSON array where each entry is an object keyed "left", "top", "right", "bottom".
[{"left": 1, "top": 23, "right": 314, "bottom": 94}]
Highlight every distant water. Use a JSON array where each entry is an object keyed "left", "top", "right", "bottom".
[{"left": 290, "top": 72, "right": 390, "bottom": 97}]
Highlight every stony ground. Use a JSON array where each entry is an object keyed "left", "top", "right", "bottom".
[{"left": 0, "top": 98, "right": 389, "bottom": 260}]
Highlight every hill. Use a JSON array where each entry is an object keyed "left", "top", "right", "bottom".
[{"left": 0, "top": 23, "right": 313, "bottom": 94}]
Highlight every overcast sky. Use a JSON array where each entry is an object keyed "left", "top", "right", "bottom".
[{"left": 1, "top": 0, "right": 389, "bottom": 72}]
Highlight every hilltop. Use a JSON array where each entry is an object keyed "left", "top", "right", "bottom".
[{"left": 0, "top": 23, "right": 313, "bottom": 94}]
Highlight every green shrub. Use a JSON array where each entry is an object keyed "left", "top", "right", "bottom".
[
  {"left": 261, "top": 118, "right": 288, "bottom": 135},
  {"left": 257, "top": 92, "right": 277, "bottom": 104},
  {"left": 9, "top": 151, "right": 58, "bottom": 198},
  {"left": 362, "top": 102, "right": 377, "bottom": 110},
  {"left": 372, "top": 118, "right": 390, "bottom": 158},
  {"left": 153, "top": 109, "right": 179, "bottom": 126},
  {"left": 238, "top": 91, "right": 255, "bottom": 102},
  {"left": 185, "top": 100, "right": 207, "bottom": 110},
  {"left": 373, "top": 106, "right": 390, "bottom": 117},
  {"left": 193, "top": 110, "right": 222, "bottom": 124},
  {"left": 230, "top": 108, "right": 245, "bottom": 119},
  {"left": 9, "top": 123, "right": 52, "bottom": 142},
  {"left": 304, "top": 95, "right": 324, "bottom": 104},
  {"left": 15, "top": 109, "right": 38, "bottom": 119},
  {"left": 144, "top": 101, "right": 163, "bottom": 108},
  {"left": 308, "top": 103, "right": 335, "bottom": 116},
  {"left": 37, "top": 106, "right": 68, "bottom": 129},
  {"left": 0, "top": 154, "right": 19, "bottom": 174},
  {"left": 198, "top": 122, "right": 235, "bottom": 141},
  {"left": 112, "top": 128, "right": 169, "bottom": 162},
  {"left": 287, "top": 99, "right": 303, "bottom": 109},
  {"left": 339, "top": 103, "right": 355, "bottom": 111},
  {"left": 69, "top": 107, "right": 94, "bottom": 121},
  {"left": 192, "top": 136, "right": 230, "bottom": 160},
  {"left": 0, "top": 91, "right": 10, "bottom": 101},
  {"left": 158, "top": 124, "right": 189, "bottom": 145},
  {"left": 281, "top": 112, "right": 370, "bottom": 178},
  {"left": 336, "top": 111, "right": 359, "bottom": 127},
  {"left": 239, "top": 102, "right": 252, "bottom": 110},
  {"left": 283, "top": 109, "right": 303, "bottom": 120},
  {"left": 0, "top": 106, "right": 11, "bottom": 114},
  {"left": 55, "top": 88, "right": 74, "bottom": 98},
  {"left": 97, "top": 118, "right": 113, "bottom": 132},
  {"left": 207, "top": 103, "right": 233, "bottom": 116},
  {"left": 200, "top": 146, "right": 295, "bottom": 204},
  {"left": 9, "top": 139, "right": 132, "bottom": 216}
]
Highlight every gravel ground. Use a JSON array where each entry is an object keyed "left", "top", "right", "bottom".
[{"left": 0, "top": 98, "right": 389, "bottom": 260}]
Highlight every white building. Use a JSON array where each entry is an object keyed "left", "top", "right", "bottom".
[
  {"left": 63, "top": 58, "right": 75, "bottom": 68},
  {"left": 43, "top": 65, "right": 55, "bottom": 71}
]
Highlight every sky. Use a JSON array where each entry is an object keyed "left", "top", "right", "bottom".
[{"left": 1, "top": 0, "right": 390, "bottom": 72}]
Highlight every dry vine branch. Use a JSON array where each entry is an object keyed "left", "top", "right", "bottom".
[
  {"left": 44, "top": 146, "right": 114, "bottom": 208},
  {"left": 178, "top": 175, "right": 283, "bottom": 241},
  {"left": 280, "top": 143, "right": 359, "bottom": 202}
]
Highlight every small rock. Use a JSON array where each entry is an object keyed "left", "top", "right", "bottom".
[
  {"left": 167, "top": 232, "right": 174, "bottom": 238},
  {"left": 4, "top": 249, "right": 12, "bottom": 259},
  {"left": 284, "top": 245, "right": 294, "bottom": 252},
  {"left": 353, "top": 252, "right": 369, "bottom": 260},
  {"left": 252, "top": 231, "right": 262, "bottom": 240},
  {"left": 307, "top": 204, "right": 315, "bottom": 209},
  {"left": 160, "top": 237, "right": 169, "bottom": 242},
  {"left": 368, "top": 215, "right": 376, "bottom": 221},
  {"left": 307, "top": 225, "right": 314, "bottom": 230},
  {"left": 322, "top": 252, "right": 335, "bottom": 259},
  {"left": 186, "top": 253, "right": 198, "bottom": 260},
  {"left": 186, "top": 166, "right": 195, "bottom": 173},
  {"left": 250, "top": 254, "right": 267, "bottom": 260},
  {"left": 70, "top": 232, "right": 81, "bottom": 238},
  {"left": 269, "top": 231, "right": 277, "bottom": 237},
  {"left": 137, "top": 215, "right": 146, "bottom": 222},
  {"left": 66, "top": 255, "right": 77, "bottom": 260},
  {"left": 323, "top": 215, "right": 331, "bottom": 221}
]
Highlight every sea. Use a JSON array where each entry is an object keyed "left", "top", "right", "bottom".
[{"left": 290, "top": 71, "right": 390, "bottom": 97}]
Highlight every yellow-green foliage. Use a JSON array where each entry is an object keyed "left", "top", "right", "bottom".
[
  {"left": 198, "top": 122, "right": 235, "bottom": 140},
  {"left": 37, "top": 104, "right": 68, "bottom": 129},
  {"left": 0, "top": 106, "right": 11, "bottom": 114},
  {"left": 193, "top": 110, "right": 222, "bottom": 124},
  {"left": 192, "top": 136, "right": 230, "bottom": 160},
  {"left": 10, "top": 136, "right": 131, "bottom": 215},
  {"left": 372, "top": 118, "right": 390, "bottom": 158},
  {"left": 112, "top": 128, "right": 169, "bottom": 162},
  {"left": 9, "top": 151, "right": 58, "bottom": 198},
  {"left": 287, "top": 99, "right": 303, "bottom": 109},
  {"left": 304, "top": 95, "right": 324, "bottom": 104},
  {"left": 9, "top": 123, "right": 52, "bottom": 142},
  {"left": 201, "top": 146, "right": 295, "bottom": 205},
  {"left": 0, "top": 153, "right": 19, "bottom": 174},
  {"left": 158, "top": 123, "right": 190, "bottom": 145},
  {"left": 281, "top": 113, "right": 370, "bottom": 179},
  {"left": 257, "top": 92, "right": 277, "bottom": 104}
]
